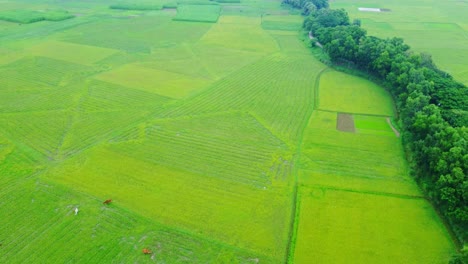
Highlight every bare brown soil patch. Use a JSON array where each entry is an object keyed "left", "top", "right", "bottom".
[{"left": 336, "top": 113, "right": 356, "bottom": 133}]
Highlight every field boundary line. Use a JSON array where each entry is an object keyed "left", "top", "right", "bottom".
[
  {"left": 386, "top": 117, "right": 401, "bottom": 137},
  {"left": 316, "top": 108, "right": 393, "bottom": 118},
  {"left": 299, "top": 167, "right": 412, "bottom": 182},
  {"left": 285, "top": 63, "right": 326, "bottom": 264},
  {"left": 313, "top": 67, "right": 331, "bottom": 110},
  {"left": 308, "top": 184, "right": 425, "bottom": 200}
]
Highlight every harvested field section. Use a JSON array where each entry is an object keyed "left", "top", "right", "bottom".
[
  {"left": 294, "top": 187, "right": 455, "bottom": 263},
  {"left": 336, "top": 113, "right": 355, "bottom": 133}
]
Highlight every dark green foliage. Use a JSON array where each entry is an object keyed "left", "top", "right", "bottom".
[
  {"left": 287, "top": 0, "right": 468, "bottom": 248},
  {"left": 0, "top": 10, "right": 74, "bottom": 24}
]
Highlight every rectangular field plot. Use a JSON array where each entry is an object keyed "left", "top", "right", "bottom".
[
  {"left": 294, "top": 187, "right": 456, "bottom": 264},
  {"left": 174, "top": 4, "right": 221, "bottom": 23},
  {"left": 199, "top": 23, "right": 279, "bottom": 53},
  {"left": 44, "top": 146, "right": 293, "bottom": 262},
  {"left": 299, "top": 110, "right": 416, "bottom": 194},
  {"left": 318, "top": 70, "right": 394, "bottom": 116},
  {"left": 28, "top": 41, "right": 118, "bottom": 65},
  {"left": 159, "top": 53, "right": 324, "bottom": 144},
  {"left": 354, "top": 114, "right": 396, "bottom": 136},
  {"left": 94, "top": 64, "right": 211, "bottom": 99},
  {"left": 109, "top": 112, "right": 290, "bottom": 187}
]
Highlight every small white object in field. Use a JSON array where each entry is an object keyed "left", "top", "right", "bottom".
[
  {"left": 358, "top": 7, "right": 381, "bottom": 12},
  {"left": 74, "top": 207, "right": 79, "bottom": 215}
]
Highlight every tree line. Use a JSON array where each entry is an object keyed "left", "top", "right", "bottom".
[{"left": 284, "top": 0, "right": 467, "bottom": 262}]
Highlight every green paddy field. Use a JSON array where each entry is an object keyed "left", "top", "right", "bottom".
[{"left": 0, "top": 0, "right": 460, "bottom": 263}]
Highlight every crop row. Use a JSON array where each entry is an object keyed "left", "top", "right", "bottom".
[
  {"left": 60, "top": 110, "right": 148, "bottom": 157},
  {"left": 0, "top": 111, "right": 70, "bottom": 158},
  {"left": 0, "top": 86, "right": 80, "bottom": 113},
  {"left": 79, "top": 80, "right": 171, "bottom": 113},
  {"left": 160, "top": 54, "right": 322, "bottom": 144},
  {"left": 5, "top": 56, "right": 91, "bottom": 86},
  {"left": 110, "top": 126, "right": 275, "bottom": 187}
]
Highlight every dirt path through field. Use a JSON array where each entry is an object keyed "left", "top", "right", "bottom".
[
  {"left": 309, "top": 31, "right": 323, "bottom": 48},
  {"left": 386, "top": 117, "right": 400, "bottom": 137}
]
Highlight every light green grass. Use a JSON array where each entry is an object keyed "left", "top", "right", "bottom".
[
  {"left": 318, "top": 70, "right": 394, "bottom": 115},
  {"left": 294, "top": 187, "right": 455, "bottom": 263}
]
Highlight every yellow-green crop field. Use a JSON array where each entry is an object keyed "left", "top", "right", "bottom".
[{"left": 0, "top": 0, "right": 459, "bottom": 263}]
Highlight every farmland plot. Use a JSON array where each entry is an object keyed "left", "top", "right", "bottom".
[
  {"left": 293, "top": 73, "right": 456, "bottom": 262},
  {"left": 0, "top": 0, "right": 459, "bottom": 263}
]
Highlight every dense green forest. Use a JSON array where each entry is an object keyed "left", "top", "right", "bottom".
[{"left": 284, "top": 0, "right": 467, "bottom": 261}]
